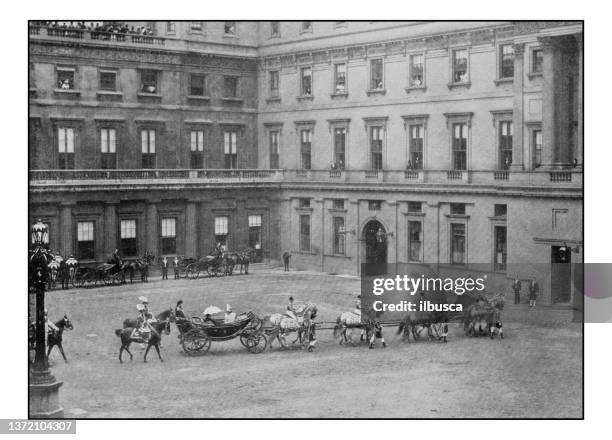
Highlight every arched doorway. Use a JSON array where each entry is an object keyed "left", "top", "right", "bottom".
[{"left": 363, "top": 220, "right": 388, "bottom": 275}]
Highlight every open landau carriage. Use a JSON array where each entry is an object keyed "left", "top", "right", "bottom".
[{"left": 178, "top": 312, "right": 267, "bottom": 355}]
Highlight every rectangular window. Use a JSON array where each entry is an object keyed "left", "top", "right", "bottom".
[
  {"left": 533, "top": 129, "right": 542, "bottom": 168},
  {"left": 190, "top": 22, "right": 202, "bottom": 32},
  {"left": 452, "top": 123, "right": 467, "bottom": 170},
  {"left": 368, "top": 200, "right": 382, "bottom": 211},
  {"left": 300, "top": 67, "right": 312, "bottom": 96},
  {"left": 161, "top": 218, "right": 176, "bottom": 255},
  {"left": 409, "top": 54, "right": 424, "bottom": 87},
  {"left": 494, "top": 204, "right": 507, "bottom": 217},
  {"left": 532, "top": 49, "right": 543, "bottom": 74},
  {"left": 500, "top": 44, "right": 514, "bottom": 79},
  {"left": 370, "top": 126, "right": 383, "bottom": 170},
  {"left": 334, "top": 127, "right": 346, "bottom": 168},
  {"left": 334, "top": 63, "right": 347, "bottom": 94},
  {"left": 409, "top": 124, "right": 424, "bottom": 170},
  {"left": 223, "top": 76, "right": 238, "bottom": 98},
  {"left": 450, "top": 203, "right": 466, "bottom": 215},
  {"left": 332, "top": 199, "right": 344, "bottom": 210},
  {"left": 141, "top": 129, "right": 156, "bottom": 169},
  {"left": 190, "top": 74, "right": 206, "bottom": 96},
  {"left": 224, "top": 131, "right": 237, "bottom": 169},
  {"left": 57, "top": 68, "right": 75, "bottom": 90},
  {"left": 77, "top": 221, "right": 94, "bottom": 260},
  {"left": 299, "top": 198, "right": 311, "bottom": 209},
  {"left": 166, "top": 22, "right": 175, "bottom": 34},
  {"left": 450, "top": 223, "right": 466, "bottom": 265},
  {"left": 224, "top": 21, "right": 236, "bottom": 35},
  {"left": 120, "top": 219, "right": 137, "bottom": 257},
  {"left": 299, "top": 215, "right": 310, "bottom": 251},
  {"left": 494, "top": 225, "right": 507, "bottom": 271},
  {"left": 408, "top": 221, "right": 422, "bottom": 262},
  {"left": 452, "top": 49, "right": 468, "bottom": 83},
  {"left": 58, "top": 127, "right": 75, "bottom": 169},
  {"left": 270, "top": 21, "right": 280, "bottom": 37},
  {"left": 248, "top": 215, "right": 262, "bottom": 250},
  {"left": 141, "top": 70, "right": 157, "bottom": 93},
  {"left": 370, "top": 59, "right": 383, "bottom": 90},
  {"left": 99, "top": 70, "right": 116, "bottom": 91},
  {"left": 269, "top": 71, "right": 279, "bottom": 97},
  {"left": 300, "top": 129, "right": 312, "bottom": 170},
  {"left": 100, "top": 128, "right": 116, "bottom": 169},
  {"left": 214, "top": 216, "right": 228, "bottom": 246},
  {"left": 333, "top": 217, "right": 346, "bottom": 255},
  {"left": 301, "top": 22, "right": 312, "bottom": 32},
  {"left": 499, "top": 121, "right": 513, "bottom": 169},
  {"left": 269, "top": 131, "right": 280, "bottom": 169},
  {"left": 407, "top": 201, "right": 422, "bottom": 213},
  {"left": 190, "top": 130, "right": 204, "bottom": 169}
]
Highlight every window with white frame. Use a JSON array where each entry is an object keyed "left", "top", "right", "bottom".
[
  {"left": 100, "top": 128, "right": 116, "bottom": 169},
  {"left": 99, "top": 69, "right": 117, "bottom": 91},
  {"left": 334, "top": 63, "right": 347, "bottom": 94},
  {"left": 141, "top": 129, "right": 156, "bottom": 169},
  {"left": 333, "top": 216, "right": 345, "bottom": 255},
  {"left": 77, "top": 221, "right": 95, "bottom": 260},
  {"left": 409, "top": 124, "right": 424, "bottom": 170},
  {"left": 299, "top": 214, "right": 310, "bottom": 251},
  {"left": 408, "top": 220, "right": 422, "bottom": 262},
  {"left": 452, "top": 123, "right": 467, "bottom": 170},
  {"left": 248, "top": 215, "right": 262, "bottom": 250},
  {"left": 224, "top": 131, "right": 237, "bottom": 169},
  {"left": 269, "top": 70, "right": 279, "bottom": 98},
  {"left": 214, "top": 216, "right": 229, "bottom": 246},
  {"left": 334, "top": 127, "right": 346, "bottom": 169},
  {"left": 120, "top": 219, "right": 137, "bottom": 257},
  {"left": 370, "top": 126, "right": 383, "bottom": 170},
  {"left": 409, "top": 54, "right": 424, "bottom": 87},
  {"left": 499, "top": 121, "right": 513, "bottom": 169},
  {"left": 533, "top": 129, "right": 542, "bottom": 169},
  {"left": 499, "top": 44, "right": 514, "bottom": 79},
  {"left": 532, "top": 49, "right": 543, "bottom": 74},
  {"left": 370, "top": 59, "right": 384, "bottom": 90},
  {"left": 161, "top": 218, "right": 176, "bottom": 255},
  {"left": 57, "top": 67, "right": 75, "bottom": 90},
  {"left": 452, "top": 49, "right": 469, "bottom": 83},
  {"left": 300, "top": 129, "right": 312, "bottom": 170},
  {"left": 269, "top": 131, "right": 280, "bottom": 169},
  {"left": 166, "top": 22, "right": 175, "bottom": 34},
  {"left": 140, "top": 70, "right": 158, "bottom": 94},
  {"left": 58, "top": 127, "right": 75, "bottom": 169},
  {"left": 300, "top": 67, "right": 312, "bottom": 96},
  {"left": 494, "top": 225, "right": 507, "bottom": 271},
  {"left": 190, "top": 130, "right": 204, "bottom": 169},
  {"left": 190, "top": 74, "right": 206, "bottom": 96},
  {"left": 450, "top": 223, "right": 466, "bottom": 265}
]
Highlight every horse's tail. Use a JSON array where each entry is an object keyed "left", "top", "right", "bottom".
[
  {"left": 115, "top": 329, "right": 123, "bottom": 337},
  {"left": 397, "top": 319, "right": 405, "bottom": 335}
]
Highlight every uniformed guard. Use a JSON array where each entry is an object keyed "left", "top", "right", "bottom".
[
  {"left": 529, "top": 278, "right": 539, "bottom": 308},
  {"left": 161, "top": 257, "right": 169, "bottom": 280},
  {"left": 173, "top": 256, "right": 180, "bottom": 279},
  {"left": 512, "top": 278, "right": 522, "bottom": 304},
  {"left": 369, "top": 320, "right": 386, "bottom": 349}
]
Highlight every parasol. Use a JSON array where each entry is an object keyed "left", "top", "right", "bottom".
[{"left": 203, "top": 305, "right": 222, "bottom": 315}]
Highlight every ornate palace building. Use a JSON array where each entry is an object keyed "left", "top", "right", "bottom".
[{"left": 29, "top": 21, "right": 583, "bottom": 305}]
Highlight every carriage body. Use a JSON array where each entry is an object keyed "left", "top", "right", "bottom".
[
  {"left": 75, "top": 262, "right": 124, "bottom": 288},
  {"left": 179, "top": 311, "right": 267, "bottom": 355},
  {"left": 184, "top": 253, "right": 228, "bottom": 279}
]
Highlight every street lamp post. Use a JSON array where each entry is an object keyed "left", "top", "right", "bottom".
[{"left": 29, "top": 219, "right": 63, "bottom": 418}]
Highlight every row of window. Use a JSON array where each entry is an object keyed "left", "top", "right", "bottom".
[
  {"left": 268, "top": 45, "right": 544, "bottom": 99},
  {"left": 297, "top": 203, "right": 507, "bottom": 269},
  {"left": 270, "top": 118, "right": 542, "bottom": 171},
  {"left": 53, "top": 67, "right": 241, "bottom": 99},
  {"left": 58, "top": 215, "right": 263, "bottom": 260},
  {"left": 168, "top": 21, "right": 238, "bottom": 36},
  {"left": 55, "top": 127, "right": 239, "bottom": 170}
]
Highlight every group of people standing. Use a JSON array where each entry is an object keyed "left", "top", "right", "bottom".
[
  {"left": 159, "top": 256, "right": 181, "bottom": 280},
  {"left": 512, "top": 278, "right": 539, "bottom": 307}
]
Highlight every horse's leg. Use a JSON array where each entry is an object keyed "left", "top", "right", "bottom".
[
  {"left": 144, "top": 343, "right": 151, "bottom": 362},
  {"left": 119, "top": 345, "right": 124, "bottom": 363},
  {"left": 58, "top": 343, "right": 68, "bottom": 363},
  {"left": 47, "top": 343, "right": 53, "bottom": 359},
  {"left": 154, "top": 343, "right": 163, "bottom": 362},
  {"left": 124, "top": 343, "right": 133, "bottom": 361}
]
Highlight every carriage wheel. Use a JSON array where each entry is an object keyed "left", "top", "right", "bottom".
[
  {"left": 112, "top": 273, "right": 123, "bottom": 286},
  {"left": 239, "top": 334, "right": 249, "bottom": 348},
  {"left": 181, "top": 330, "right": 211, "bottom": 356},
  {"left": 186, "top": 265, "right": 197, "bottom": 280},
  {"left": 206, "top": 265, "right": 218, "bottom": 277},
  {"left": 249, "top": 316, "right": 262, "bottom": 331},
  {"left": 81, "top": 274, "right": 95, "bottom": 288},
  {"left": 245, "top": 334, "right": 267, "bottom": 354}
]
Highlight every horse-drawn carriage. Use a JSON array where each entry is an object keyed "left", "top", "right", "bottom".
[
  {"left": 177, "top": 311, "right": 267, "bottom": 355},
  {"left": 185, "top": 252, "right": 229, "bottom": 279},
  {"left": 75, "top": 262, "right": 125, "bottom": 288}
]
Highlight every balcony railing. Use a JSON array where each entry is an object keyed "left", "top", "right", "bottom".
[
  {"left": 30, "top": 25, "right": 165, "bottom": 46},
  {"left": 29, "top": 168, "right": 583, "bottom": 188}
]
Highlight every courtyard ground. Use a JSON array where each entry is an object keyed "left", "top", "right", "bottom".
[{"left": 36, "top": 268, "right": 583, "bottom": 418}]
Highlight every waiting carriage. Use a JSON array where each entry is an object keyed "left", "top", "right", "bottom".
[
  {"left": 178, "top": 312, "right": 267, "bottom": 355},
  {"left": 75, "top": 262, "right": 124, "bottom": 288},
  {"left": 185, "top": 253, "right": 228, "bottom": 279}
]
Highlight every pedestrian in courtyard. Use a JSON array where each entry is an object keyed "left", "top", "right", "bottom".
[
  {"left": 529, "top": 278, "right": 539, "bottom": 308},
  {"left": 512, "top": 277, "right": 522, "bottom": 304},
  {"left": 282, "top": 252, "right": 291, "bottom": 271},
  {"left": 161, "top": 256, "right": 169, "bottom": 280},
  {"left": 173, "top": 256, "right": 180, "bottom": 279}
]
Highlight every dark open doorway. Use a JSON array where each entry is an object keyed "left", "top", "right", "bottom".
[
  {"left": 551, "top": 245, "right": 572, "bottom": 304},
  {"left": 363, "top": 220, "right": 387, "bottom": 275}
]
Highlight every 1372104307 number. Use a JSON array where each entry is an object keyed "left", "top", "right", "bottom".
[{"left": 5, "top": 420, "right": 74, "bottom": 433}]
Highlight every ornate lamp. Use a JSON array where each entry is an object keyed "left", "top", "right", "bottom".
[
  {"left": 29, "top": 219, "right": 63, "bottom": 418},
  {"left": 375, "top": 227, "right": 394, "bottom": 243}
]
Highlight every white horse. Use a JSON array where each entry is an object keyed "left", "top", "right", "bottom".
[
  {"left": 263, "top": 302, "right": 317, "bottom": 349},
  {"left": 333, "top": 311, "right": 366, "bottom": 346}
]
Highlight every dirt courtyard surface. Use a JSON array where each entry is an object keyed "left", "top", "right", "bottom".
[{"left": 37, "top": 269, "right": 583, "bottom": 418}]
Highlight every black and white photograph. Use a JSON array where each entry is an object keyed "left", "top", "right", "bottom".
[{"left": 11, "top": 8, "right": 598, "bottom": 431}]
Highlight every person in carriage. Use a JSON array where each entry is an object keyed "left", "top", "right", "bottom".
[
  {"left": 224, "top": 304, "right": 237, "bottom": 323},
  {"left": 175, "top": 300, "right": 186, "bottom": 321},
  {"left": 286, "top": 296, "right": 297, "bottom": 320},
  {"left": 108, "top": 248, "right": 122, "bottom": 266}
]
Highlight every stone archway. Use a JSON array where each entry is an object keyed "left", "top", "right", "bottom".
[{"left": 362, "top": 220, "right": 388, "bottom": 275}]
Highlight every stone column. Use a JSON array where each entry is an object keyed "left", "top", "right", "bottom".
[
  {"left": 539, "top": 36, "right": 557, "bottom": 169},
  {"left": 511, "top": 43, "right": 525, "bottom": 170},
  {"left": 104, "top": 202, "right": 118, "bottom": 256},
  {"left": 59, "top": 202, "right": 73, "bottom": 257},
  {"left": 146, "top": 201, "right": 159, "bottom": 256},
  {"left": 575, "top": 34, "right": 583, "bottom": 169},
  {"left": 185, "top": 200, "right": 198, "bottom": 258}
]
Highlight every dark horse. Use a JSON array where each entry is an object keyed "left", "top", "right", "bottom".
[
  {"left": 122, "top": 251, "right": 155, "bottom": 283},
  {"left": 227, "top": 250, "right": 251, "bottom": 275},
  {"left": 116, "top": 309, "right": 174, "bottom": 363},
  {"left": 47, "top": 315, "right": 74, "bottom": 362},
  {"left": 397, "top": 290, "right": 451, "bottom": 343}
]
